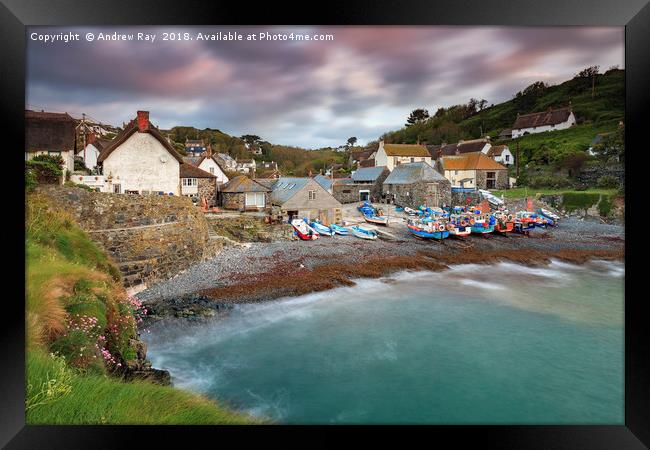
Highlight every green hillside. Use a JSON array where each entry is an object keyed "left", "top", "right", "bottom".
[{"left": 381, "top": 68, "right": 624, "bottom": 147}]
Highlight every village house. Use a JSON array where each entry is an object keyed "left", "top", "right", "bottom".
[
  {"left": 498, "top": 128, "right": 513, "bottom": 140},
  {"left": 79, "top": 133, "right": 113, "bottom": 172},
  {"left": 313, "top": 174, "right": 334, "bottom": 194},
  {"left": 437, "top": 152, "right": 508, "bottom": 190},
  {"left": 180, "top": 164, "right": 219, "bottom": 206},
  {"left": 348, "top": 148, "right": 375, "bottom": 169},
  {"left": 382, "top": 162, "right": 451, "bottom": 208},
  {"left": 269, "top": 177, "right": 343, "bottom": 224},
  {"left": 374, "top": 141, "right": 432, "bottom": 171},
  {"left": 184, "top": 138, "right": 208, "bottom": 156},
  {"left": 236, "top": 158, "right": 256, "bottom": 174},
  {"left": 182, "top": 150, "right": 229, "bottom": 185},
  {"left": 25, "top": 110, "right": 77, "bottom": 182},
  {"left": 486, "top": 145, "right": 514, "bottom": 166},
  {"left": 220, "top": 175, "right": 271, "bottom": 212},
  {"left": 97, "top": 111, "right": 184, "bottom": 195},
  {"left": 428, "top": 137, "right": 515, "bottom": 167},
  {"left": 215, "top": 153, "right": 238, "bottom": 172},
  {"left": 331, "top": 166, "right": 390, "bottom": 203},
  {"left": 511, "top": 105, "right": 576, "bottom": 138}
]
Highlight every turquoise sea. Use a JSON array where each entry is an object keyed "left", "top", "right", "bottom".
[{"left": 145, "top": 259, "right": 624, "bottom": 424}]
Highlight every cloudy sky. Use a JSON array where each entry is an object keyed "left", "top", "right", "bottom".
[{"left": 27, "top": 26, "right": 623, "bottom": 149}]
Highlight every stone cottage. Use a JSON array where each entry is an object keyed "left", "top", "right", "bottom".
[
  {"left": 269, "top": 177, "right": 343, "bottom": 224},
  {"left": 374, "top": 141, "right": 432, "bottom": 171},
  {"left": 220, "top": 175, "right": 271, "bottom": 212},
  {"left": 438, "top": 152, "right": 508, "bottom": 190},
  {"left": 180, "top": 163, "right": 218, "bottom": 206},
  {"left": 97, "top": 111, "right": 184, "bottom": 195},
  {"left": 382, "top": 161, "right": 451, "bottom": 208},
  {"left": 331, "top": 166, "right": 390, "bottom": 203}
]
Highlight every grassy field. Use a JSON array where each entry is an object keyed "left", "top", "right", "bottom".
[
  {"left": 26, "top": 190, "right": 258, "bottom": 424},
  {"left": 491, "top": 187, "right": 619, "bottom": 199}
]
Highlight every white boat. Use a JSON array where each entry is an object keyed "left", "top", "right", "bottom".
[
  {"left": 351, "top": 225, "right": 378, "bottom": 240},
  {"left": 291, "top": 219, "right": 319, "bottom": 240}
]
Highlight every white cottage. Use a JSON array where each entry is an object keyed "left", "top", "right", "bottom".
[
  {"left": 97, "top": 111, "right": 184, "bottom": 195},
  {"left": 511, "top": 106, "right": 576, "bottom": 138},
  {"left": 374, "top": 141, "right": 432, "bottom": 171},
  {"left": 25, "top": 110, "right": 77, "bottom": 182},
  {"left": 486, "top": 145, "right": 515, "bottom": 166},
  {"left": 183, "top": 153, "right": 229, "bottom": 184}
]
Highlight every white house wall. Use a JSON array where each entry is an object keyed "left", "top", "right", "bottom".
[
  {"left": 102, "top": 133, "right": 180, "bottom": 195},
  {"left": 512, "top": 112, "right": 576, "bottom": 138},
  {"left": 198, "top": 158, "right": 229, "bottom": 184}
]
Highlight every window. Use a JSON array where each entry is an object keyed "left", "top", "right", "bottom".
[
  {"left": 308, "top": 190, "right": 316, "bottom": 200},
  {"left": 209, "top": 167, "right": 215, "bottom": 174},
  {"left": 421, "top": 157, "right": 426, "bottom": 162},
  {"left": 505, "top": 155, "right": 510, "bottom": 162},
  {"left": 182, "top": 178, "right": 198, "bottom": 187},
  {"left": 410, "top": 157, "right": 415, "bottom": 163},
  {"left": 393, "top": 157, "right": 399, "bottom": 165},
  {"left": 245, "top": 192, "right": 265, "bottom": 207},
  {"left": 113, "top": 184, "right": 121, "bottom": 194},
  {"left": 454, "top": 170, "right": 458, "bottom": 175}
]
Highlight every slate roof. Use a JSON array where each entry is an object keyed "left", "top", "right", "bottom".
[
  {"left": 359, "top": 158, "right": 376, "bottom": 168},
  {"left": 351, "top": 166, "right": 387, "bottom": 182},
  {"left": 183, "top": 156, "right": 204, "bottom": 166},
  {"left": 269, "top": 177, "right": 313, "bottom": 204},
  {"left": 487, "top": 145, "right": 508, "bottom": 157},
  {"left": 180, "top": 164, "right": 216, "bottom": 178},
  {"left": 222, "top": 175, "right": 271, "bottom": 193},
  {"left": 383, "top": 162, "right": 448, "bottom": 185},
  {"left": 313, "top": 174, "right": 333, "bottom": 191},
  {"left": 97, "top": 115, "right": 184, "bottom": 164},
  {"left": 382, "top": 143, "right": 430, "bottom": 157},
  {"left": 441, "top": 152, "right": 508, "bottom": 171},
  {"left": 25, "top": 110, "right": 77, "bottom": 152},
  {"left": 513, "top": 106, "right": 572, "bottom": 129}
]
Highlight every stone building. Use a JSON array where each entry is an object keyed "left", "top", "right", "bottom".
[
  {"left": 382, "top": 161, "right": 451, "bottom": 208},
  {"left": 269, "top": 177, "right": 342, "bottom": 224},
  {"left": 180, "top": 163, "right": 218, "bottom": 206},
  {"left": 331, "top": 166, "right": 390, "bottom": 203},
  {"left": 437, "top": 152, "right": 508, "bottom": 190},
  {"left": 220, "top": 175, "right": 271, "bottom": 212}
]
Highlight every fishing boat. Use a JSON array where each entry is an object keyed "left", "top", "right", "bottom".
[
  {"left": 470, "top": 215, "right": 495, "bottom": 235},
  {"left": 447, "top": 216, "right": 472, "bottom": 238},
  {"left": 351, "top": 225, "right": 378, "bottom": 240},
  {"left": 403, "top": 207, "right": 419, "bottom": 216},
  {"left": 493, "top": 212, "right": 515, "bottom": 235},
  {"left": 513, "top": 212, "right": 538, "bottom": 236},
  {"left": 291, "top": 219, "right": 319, "bottom": 240},
  {"left": 309, "top": 220, "right": 334, "bottom": 236},
  {"left": 406, "top": 218, "right": 449, "bottom": 240},
  {"left": 358, "top": 202, "right": 389, "bottom": 226},
  {"left": 329, "top": 223, "right": 350, "bottom": 236},
  {"left": 537, "top": 208, "right": 560, "bottom": 223}
]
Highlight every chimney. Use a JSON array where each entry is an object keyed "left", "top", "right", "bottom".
[{"left": 136, "top": 111, "right": 150, "bottom": 132}]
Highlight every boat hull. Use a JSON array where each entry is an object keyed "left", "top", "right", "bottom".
[
  {"left": 494, "top": 222, "right": 514, "bottom": 234},
  {"left": 449, "top": 227, "right": 471, "bottom": 238},
  {"left": 364, "top": 216, "right": 389, "bottom": 226},
  {"left": 407, "top": 226, "right": 449, "bottom": 240},
  {"left": 471, "top": 225, "right": 494, "bottom": 234},
  {"left": 352, "top": 229, "right": 377, "bottom": 240}
]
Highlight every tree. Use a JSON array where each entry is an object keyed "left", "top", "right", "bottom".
[
  {"left": 592, "top": 126, "right": 624, "bottom": 164},
  {"left": 240, "top": 134, "right": 261, "bottom": 145},
  {"left": 346, "top": 137, "right": 358, "bottom": 147},
  {"left": 406, "top": 108, "right": 430, "bottom": 126},
  {"left": 574, "top": 65, "right": 599, "bottom": 98}
]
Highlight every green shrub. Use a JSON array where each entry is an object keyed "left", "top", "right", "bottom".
[
  {"left": 598, "top": 195, "right": 613, "bottom": 217},
  {"left": 528, "top": 175, "right": 573, "bottom": 189},
  {"left": 597, "top": 175, "right": 619, "bottom": 188},
  {"left": 26, "top": 160, "right": 62, "bottom": 184}
]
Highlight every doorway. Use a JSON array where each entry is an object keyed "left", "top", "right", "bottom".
[{"left": 359, "top": 190, "right": 370, "bottom": 201}]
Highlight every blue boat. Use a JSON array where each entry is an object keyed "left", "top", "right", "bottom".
[
  {"left": 309, "top": 220, "right": 334, "bottom": 236},
  {"left": 351, "top": 225, "right": 378, "bottom": 240},
  {"left": 329, "top": 223, "right": 350, "bottom": 236},
  {"left": 406, "top": 219, "right": 449, "bottom": 240}
]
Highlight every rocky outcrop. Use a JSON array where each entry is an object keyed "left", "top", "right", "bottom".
[{"left": 118, "top": 337, "right": 171, "bottom": 385}]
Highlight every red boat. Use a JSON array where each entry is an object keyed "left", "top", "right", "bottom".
[
  {"left": 291, "top": 219, "right": 319, "bottom": 240},
  {"left": 494, "top": 213, "right": 515, "bottom": 234}
]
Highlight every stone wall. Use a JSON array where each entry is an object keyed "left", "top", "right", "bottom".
[
  {"left": 206, "top": 214, "right": 293, "bottom": 242},
  {"left": 451, "top": 191, "right": 481, "bottom": 206},
  {"left": 197, "top": 178, "right": 217, "bottom": 206},
  {"left": 577, "top": 164, "right": 624, "bottom": 186},
  {"left": 221, "top": 191, "right": 270, "bottom": 212},
  {"left": 475, "top": 169, "right": 508, "bottom": 190},
  {"left": 37, "top": 186, "right": 216, "bottom": 288},
  {"left": 333, "top": 182, "right": 380, "bottom": 204},
  {"left": 383, "top": 180, "right": 451, "bottom": 208}
]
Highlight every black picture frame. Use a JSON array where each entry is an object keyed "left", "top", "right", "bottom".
[{"left": 2, "top": 0, "right": 647, "bottom": 447}]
